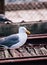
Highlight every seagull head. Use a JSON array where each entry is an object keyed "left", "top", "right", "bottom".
[{"left": 19, "top": 27, "right": 31, "bottom": 34}]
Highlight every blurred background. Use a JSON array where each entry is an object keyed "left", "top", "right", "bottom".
[
  {"left": 0, "top": 0, "right": 47, "bottom": 36},
  {"left": 5, "top": 0, "right": 47, "bottom": 4}
]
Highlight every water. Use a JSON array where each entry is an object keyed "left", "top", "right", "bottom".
[{"left": 5, "top": 0, "right": 47, "bottom": 4}]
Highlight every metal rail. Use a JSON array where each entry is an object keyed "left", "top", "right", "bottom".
[
  {"left": 0, "top": 34, "right": 47, "bottom": 63},
  {"left": 28, "top": 34, "right": 47, "bottom": 39}
]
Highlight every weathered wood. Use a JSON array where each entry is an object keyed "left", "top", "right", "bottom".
[
  {"left": 17, "top": 47, "right": 31, "bottom": 57},
  {"left": 40, "top": 47, "right": 47, "bottom": 55},
  {"left": 0, "top": 39, "right": 47, "bottom": 61},
  {"left": 25, "top": 44, "right": 37, "bottom": 56},
  {"left": 34, "top": 47, "right": 43, "bottom": 56},
  {"left": 9, "top": 49, "right": 20, "bottom": 57},
  {"left": 4, "top": 49, "right": 11, "bottom": 58},
  {"left": 0, "top": 51, "right": 4, "bottom": 59}
]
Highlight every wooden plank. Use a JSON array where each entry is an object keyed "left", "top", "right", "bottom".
[
  {"left": 25, "top": 44, "right": 37, "bottom": 56},
  {"left": 9, "top": 49, "right": 20, "bottom": 58},
  {"left": 34, "top": 47, "right": 43, "bottom": 56},
  {"left": 18, "top": 47, "right": 31, "bottom": 57},
  {"left": 40, "top": 47, "right": 47, "bottom": 55},
  {"left": 0, "top": 51, "right": 5, "bottom": 59},
  {"left": 4, "top": 49, "right": 11, "bottom": 58}
]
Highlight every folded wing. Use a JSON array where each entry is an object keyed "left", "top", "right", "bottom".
[{"left": 0, "top": 34, "right": 19, "bottom": 47}]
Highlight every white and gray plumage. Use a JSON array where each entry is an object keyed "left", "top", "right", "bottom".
[
  {"left": 0, "top": 27, "right": 30, "bottom": 49},
  {"left": 0, "top": 14, "right": 12, "bottom": 23}
]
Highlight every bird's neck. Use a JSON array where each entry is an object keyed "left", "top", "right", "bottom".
[
  {"left": 19, "top": 30, "right": 25, "bottom": 33},
  {"left": 19, "top": 30, "right": 26, "bottom": 34},
  {"left": 19, "top": 32, "right": 27, "bottom": 43}
]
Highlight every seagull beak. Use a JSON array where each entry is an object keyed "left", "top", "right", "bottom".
[{"left": 26, "top": 29, "right": 31, "bottom": 35}]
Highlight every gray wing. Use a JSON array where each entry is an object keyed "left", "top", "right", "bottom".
[{"left": 0, "top": 34, "right": 19, "bottom": 47}]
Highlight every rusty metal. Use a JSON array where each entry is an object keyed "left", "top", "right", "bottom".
[{"left": 28, "top": 34, "right": 47, "bottom": 39}]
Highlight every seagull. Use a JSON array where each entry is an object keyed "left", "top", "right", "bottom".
[
  {"left": 0, "top": 14, "right": 12, "bottom": 23},
  {"left": 0, "top": 27, "right": 30, "bottom": 49}
]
